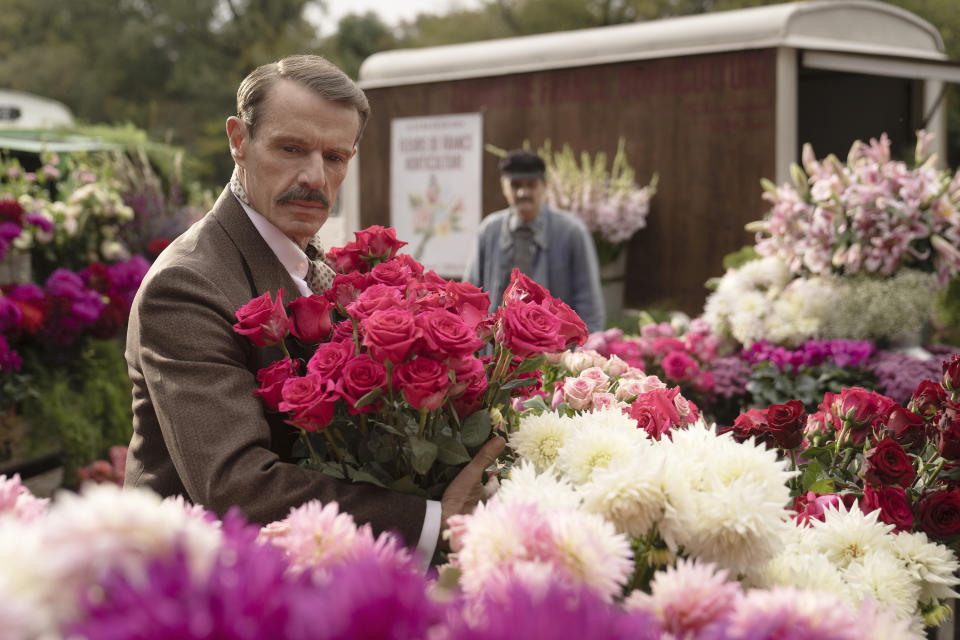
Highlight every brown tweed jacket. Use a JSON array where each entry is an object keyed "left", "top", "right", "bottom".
[{"left": 124, "top": 188, "right": 426, "bottom": 545}]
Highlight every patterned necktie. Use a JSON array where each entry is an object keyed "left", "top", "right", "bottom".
[
  {"left": 512, "top": 225, "right": 535, "bottom": 275},
  {"left": 304, "top": 235, "right": 336, "bottom": 295}
]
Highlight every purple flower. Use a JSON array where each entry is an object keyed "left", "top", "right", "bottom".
[
  {"left": 42, "top": 269, "right": 105, "bottom": 343},
  {"left": 0, "top": 221, "right": 22, "bottom": 242},
  {"left": 0, "top": 295, "right": 22, "bottom": 332},
  {"left": 25, "top": 212, "right": 53, "bottom": 233},
  {"left": 107, "top": 255, "right": 151, "bottom": 304},
  {"left": 305, "top": 549, "right": 443, "bottom": 640},
  {"left": 0, "top": 335, "right": 21, "bottom": 372},
  {"left": 7, "top": 282, "right": 43, "bottom": 303},
  {"left": 438, "top": 578, "right": 659, "bottom": 640},
  {"left": 68, "top": 512, "right": 322, "bottom": 640}
]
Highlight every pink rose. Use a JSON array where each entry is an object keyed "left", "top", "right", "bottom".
[
  {"left": 346, "top": 284, "right": 406, "bottom": 322},
  {"left": 393, "top": 356, "right": 451, "bottom": 411},
  {"left": 542, "top": 297, "right": 588, "bottom": 348},
  {"left": 338, "top": 354, "right": 387, "bottom": 414},
  {"left": 443, "top": 280, "right": 490, "bottom": 328},
  {"left": 578, "top": 366, "right": 610, "bottom": 389},
  {"left": 591, "top": 392, "right": 621, "bottom": 411},
  {"left": 792, "top": 491, "right": 842, "bottom": 526},
  {"left": 661, "top": 351, "right": 699, "bottom": 381},
  {"left": 417, "top": 308, "right": 485, "bottom": 359},
  {"left": 233, "top": 289, "right": 288, "bottom": 346},
  {"left": 563, "top": 377, "right": 596, "bottom": 410},
  {"left": 615, "top": 375, "right": 666, "bottom": 403},
  {"left": 603, "top": 355, "right": 630, "bottom": 378},
  {"left": 353, "top": 225, "right": 407, "bottom": 262},
  {"left": 449, "top": 356, "right": 487, "bottom": 397},
  {"left": 279, "top": 374, "right": 337, "bottom": 432},
  {"left": 253, "top": 357, "right": 299, "bottom": 410},
  {"left": 502, "top": 269, "right": 549, "bottom": 305},
  {"left": 361, "top": 308, "right": 420, "bottom": 365},
  {"left": 307, "top": 340, "right": 355, "bottom": 379},
  {"left": 562, "top": 350, "right": 605, "bottom": 375},
  {"left": 287, "top": 294, "right": 333, "bottom": 344},
  {"left": 861, "top": 485, "right": 913, "bottom": 532},
  {"left": 330, "top": 320, "right": 355, "bottom": 343},
  {"left": 627, "top": 388, "right": 684, "bottom": 440},
  {"left": 650, "top": 337, "right": 685, "bottom": 360},
  {"left": 370, "top": 259, "right": 416, "bottom": 288},
  {"left": 496, "top": 301, "right": 566, "bottom": 358},
  {"left": 325, "top": 271, "right": 371, "bottom": 311}
]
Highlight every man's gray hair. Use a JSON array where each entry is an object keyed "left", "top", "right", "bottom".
[{"left": 236, "top": 54, "right": 370, "bottom": 145}]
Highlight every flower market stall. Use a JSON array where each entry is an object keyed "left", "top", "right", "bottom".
[{"left": 0, "top": 137, "right": 208, "bottom": 489}]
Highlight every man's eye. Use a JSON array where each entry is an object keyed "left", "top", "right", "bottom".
[
  {"left": 281, "top": 146, "right": 299, "bottom": 153},
  {"left": 325, "top": 154, "right": 345, "bottom": 164}
]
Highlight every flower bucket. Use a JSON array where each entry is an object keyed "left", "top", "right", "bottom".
[{"left": 0, "top": 250, "right": 31, "bottom": 285}]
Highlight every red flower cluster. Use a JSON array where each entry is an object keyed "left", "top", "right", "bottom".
[
  {"left": 787, "top": 355, "right": 960, "bottom": 540},
  {"left": 726, "top": 399, "right": 806, "bottom": 450},
  {"left": 234, "top": 229, "right": 588, "bottom": 437}
]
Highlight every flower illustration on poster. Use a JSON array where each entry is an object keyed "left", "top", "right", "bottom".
[
  {"left": 390, "top": 113, "right": 482, "bottom": 278},
  {"left": 408, "top": 174, "right": 465, "bottom": 261}
]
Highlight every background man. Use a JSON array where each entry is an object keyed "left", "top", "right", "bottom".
[
  {"left": 124, "top": 54, "right": 502, "bottom": 563},
  {"left": 463, "top": 149, "right": 606, "bottom": 334}
]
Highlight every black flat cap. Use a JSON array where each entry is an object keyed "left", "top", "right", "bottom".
[{"left": 498, "top": 149, "right": 546, "bottom": 179}]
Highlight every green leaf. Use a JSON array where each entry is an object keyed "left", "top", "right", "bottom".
[
  {"left": 500, "top": 377, "right": 537, "bottom": 391},
  {"left": 800, "top": 458, "right": 823, "bottom": 492},
  {"left": 513, "top": 355, "right": 546, "bottom": 374},
  {"left": 522, "top": 395, "right": 550, "bottom": 412},
  {"left": 409, "top": 436, "right": 438, "bottom": 475},
  {"left": 808, "top": 478, "right": 836, "bottom": 494},
  {"left": 461, "top": 410, "right": 492, "bottom": 448},
  {"left": 389, "top": 475, "right": 422, "bottom": 495},
  {"left": 347, "top": 468, "right": 386, "bottom": 487},
  {"left": 354, "top": 388, "right": 384, "bottom": 409},
  {"left": 431, "top": 434, "right": 471, "bottom": 465}
]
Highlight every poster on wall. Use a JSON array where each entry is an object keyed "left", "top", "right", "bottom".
[{"left": 390, "top": 113, "right": 483, "bottom": 278}]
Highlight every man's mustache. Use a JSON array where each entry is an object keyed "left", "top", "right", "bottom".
[{"left": 276, "top": 185, "right": 330, "bottom": 207}]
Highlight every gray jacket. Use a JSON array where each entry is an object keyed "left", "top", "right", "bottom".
[{"left": 463, "top": 204, "right": 605, "bottom": 334}]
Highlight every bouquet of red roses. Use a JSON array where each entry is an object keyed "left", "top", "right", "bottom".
[
  {"left": 723, "top": 354, "right": 960, "bottom": 548},
  {"left": 233, "top": 226, "right": 588, "bottom": 498}
]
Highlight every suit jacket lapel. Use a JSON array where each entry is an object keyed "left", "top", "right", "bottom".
[{"left": 209, "top": 188, "right": 301, "bottom": 306}]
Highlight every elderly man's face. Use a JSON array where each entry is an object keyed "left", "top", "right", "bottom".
[
  {"left": 227, "top": 79, "right": 359, "bottom": 249},
  {"left": 500, "top": 176, "right": 546, "bottom": 223}
]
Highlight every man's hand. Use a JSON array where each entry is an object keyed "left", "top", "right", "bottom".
[{"left": 438, "top": 435, "right": 505, "bottom": 551}]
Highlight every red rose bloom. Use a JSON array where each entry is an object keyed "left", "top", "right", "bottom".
[
  {"left": 502, "top": 270, "right": 549, "bottom": 305},
  {"left": 937, "top": 412, "right": 960, "bottom": 461},
  {"left": 541, "top": 297, "right": 588, "bottom": 348},
  {"left": 253, "top": 357, "right": 299, "bottom": 411},
  {"left": 915, "top": 489, "right": 960, "bottom": 540},
  {"left": 346, "top": 284, "right": 405, "bottom": 323},
  {"left": 278, "top": 373, "right": 337, "bottom": 432},
  {"left": 338, "top": 354, "right": 387, "bottom": 414},
  {"left": 910, "top": 380, "right": 947, "bottom": 420},
  {"left": 860, "top": 485, "right": 913, "bottom": 532},
  {"left": 233, "top": 289, "right": 289, "bottom": 347},
  {"left": 325, "top": 271, "right": 371, "bottom": 311},
  {"left": 0, "top": 198, "right": 24, "bottom": 225},
  {"left": 862, "top": 437, "right": 916, "bottom": 488},
  {"left": 943, "top": 354, "right": 960, "bottom": 394},
  {"left": 496, "top": 301, "right": 566, "bottom": 358},
  {"left": 417, "top": 309, "right": 484, "bottom": 360},
  {"left": 443, "top": 280, "right": 490, "bottom": 329},
  {"left": 661, "top": 351, "right": 699, "bottom": 381},
  {"left": 370, "top": 259, "right": 415, "bottom": 288},
  {"left": 884, "top": 406, "right": 927, "bottom": 451},
  {"left": 306, "top": 340, "right": 355, "bottom": 379},
  {"left": 627, "top": 388, "right": 684, "bottom": 441},
  {"left": 353, "top": 225, "right": 407, "bottom": 262},
  {"left": 731, "top": 408, "right": 773, "bottom": 447},
  {"left": 766, "top": 400, "right": 806, "bottom": 450},
  {"left": 287, "top": 294, "right": 333, "bottom": 344},
  {"left": 393, "top": 356, "right": 451, "bottom": 411},
  {"left": 362, "top": 308, "right": 420, "bottom": 365}
]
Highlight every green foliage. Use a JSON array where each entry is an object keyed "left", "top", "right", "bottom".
[
  {"left": 19, "top": 337, "right": 133, "bottom": 486},
  {"left": 745, "top": 361, "right": 876, "bottom": 412},
  {"left": 933, "top": 275, "right": 960, "bottom": 346}
]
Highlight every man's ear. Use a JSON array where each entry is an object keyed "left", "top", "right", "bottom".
[{"left": 226, "top": 116, "right": 247, "bottom": 165}]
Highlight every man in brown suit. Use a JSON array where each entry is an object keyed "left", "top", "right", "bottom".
[{"left": 124, "top": 55, "right": 503, "bottom": 560}]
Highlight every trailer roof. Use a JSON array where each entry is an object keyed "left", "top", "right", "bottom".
[{"left": 359, "top": 0, "right": 947, "bottom": 88}]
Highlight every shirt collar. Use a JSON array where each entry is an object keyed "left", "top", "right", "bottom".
[
  {"left": 506, "top": 205, "right": 548, "bottom": 247},
  {"left": 233, "top": 191, "right": 311, "bottom": 281}
]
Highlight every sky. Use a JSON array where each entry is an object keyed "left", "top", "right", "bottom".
[{"left": 310, "top": 0, "right": 483, "bottom": 35}]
